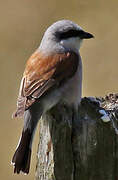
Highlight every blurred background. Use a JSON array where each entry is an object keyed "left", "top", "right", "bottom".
[{"left": 0, "top": 0, "right": 118, "bottom": 179}]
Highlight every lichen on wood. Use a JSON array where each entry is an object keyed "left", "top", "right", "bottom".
[{"left": 35, "top": 93, "right": 118, "bottom": 180}]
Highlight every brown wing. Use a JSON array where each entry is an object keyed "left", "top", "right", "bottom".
[{"left": 13, "top": 51, "right": 79, "bottom": 118}]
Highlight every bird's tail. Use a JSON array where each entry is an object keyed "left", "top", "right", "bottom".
[
  {"left": 12, "top": 103, "right": 42, "bottom": 174},
  {"left": 12, "top": 129, "right": 32, "bottom": 174}
]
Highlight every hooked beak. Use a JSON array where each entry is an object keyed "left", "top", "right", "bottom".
[{"left": 79, "top": 30, "right": 94, "bottom": 39}]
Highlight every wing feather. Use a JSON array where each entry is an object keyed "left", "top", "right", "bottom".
[{"left": 13, "top": 51, "right": 79, "bottom": 118}]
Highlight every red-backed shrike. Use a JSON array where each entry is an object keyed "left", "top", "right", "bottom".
[{"left": 11, "top": 20, "right": 94, "bottom": 174}]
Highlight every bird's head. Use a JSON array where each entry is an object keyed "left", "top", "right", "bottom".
[{"left": 40, "top": 20, "right": 94, "bottom": 54}]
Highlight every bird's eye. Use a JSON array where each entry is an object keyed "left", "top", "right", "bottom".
[
  {"left": 56, "top": 29, "right": 79, "bottom": 40},
  {"left": 56, "top": 29, "right": 94, "bottom": 40}
]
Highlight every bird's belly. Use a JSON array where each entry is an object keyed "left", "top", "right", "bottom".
[
  {"left": 41, "top": 59, "right": 82, "bottom": 112},
  {"left": 62, "top": 66, "right": 82, "bottom": 106}
]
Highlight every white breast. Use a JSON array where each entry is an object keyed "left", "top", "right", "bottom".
[
  {"left": 41, "top": 56, "right": 82, "bottom": 113},
  {"left": 61, "top": 56, "right": 82, "bottom": 107}
]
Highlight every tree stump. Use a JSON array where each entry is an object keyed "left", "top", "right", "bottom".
[{"left": 35, "top": 93, "right": 118, "bottom": 180}]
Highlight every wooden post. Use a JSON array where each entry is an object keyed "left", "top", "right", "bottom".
[{"left": 35, "top": 93, "right": 118, "bottom": 180}]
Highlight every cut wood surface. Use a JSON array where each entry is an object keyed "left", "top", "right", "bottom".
[{"left": 35, "top": 93, "right": 118, "bottom": 180}]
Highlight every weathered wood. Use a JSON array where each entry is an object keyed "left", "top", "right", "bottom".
[{"left": 35, "top": 93, "right": 118, "bottom": 180}]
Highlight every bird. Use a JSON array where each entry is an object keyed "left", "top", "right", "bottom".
[{"left": 11, "top": 19, "right": 94, "bottom": 174}]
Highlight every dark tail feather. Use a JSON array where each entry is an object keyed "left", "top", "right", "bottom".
[
  {"left": 12, "top": 102, "right": 42, "bottom": 174},
  {"left": 12, "top": 129, "right": 32, "bottom": 174}
]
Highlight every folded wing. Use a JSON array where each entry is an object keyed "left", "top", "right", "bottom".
[{"left": 13, "top": 51, "right": 79, "bottom": 118}]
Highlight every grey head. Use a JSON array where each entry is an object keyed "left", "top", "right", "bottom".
[{"left": 39, "top": 20, "right": 94, "bottom": 54}]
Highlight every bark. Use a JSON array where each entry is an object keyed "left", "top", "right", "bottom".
[{"left": 35, "top": 93, "right": 118, "bottom": 180}]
